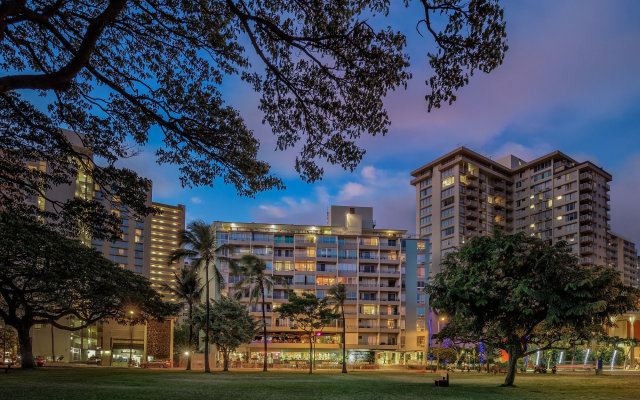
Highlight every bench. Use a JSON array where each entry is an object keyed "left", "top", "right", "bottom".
[{"left": 434, "top": 373, "right": 450, "bottom": 387}]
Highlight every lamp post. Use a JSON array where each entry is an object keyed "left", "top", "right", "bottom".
[
  {"left": 128, "top": 310, "right": 134, "bottom": 367},
  {"left": 630, "top": 315, "right": 636, "bottom": 369}
]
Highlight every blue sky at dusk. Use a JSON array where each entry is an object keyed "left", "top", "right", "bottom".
[{"left": 119, "top": 0, "right": 640, "bottom": 244}]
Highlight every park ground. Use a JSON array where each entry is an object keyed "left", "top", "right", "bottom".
[{"left": 2, "top": 368, "right": 639, "bottom": 400}]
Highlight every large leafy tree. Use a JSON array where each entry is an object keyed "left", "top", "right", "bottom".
[
  {"left": 0, "top": 212, "right": 178, "bottom": 368},
  {"left": 230, "top": 254, "right": 288, "bottom": 372},
  {"left": 277, "top": 292, "right": 336, "bottom": 374},
  {"left": 163, "top": 267, "right": 203, "bottom": 371},
  {"left": 171, "top": 220, "right": 225, "bottom": 373},
  {"left": 194, "top": 296, "right": 259, "bottom": 371},
  {"left": 427, "top": 231, "right": 640, "bottom": 386},
  {"left": 0, "top": 0, "right": 507, "bottom": 235},
  {"left": 327, "top": 283, "right": 348, "bottom": 373}
]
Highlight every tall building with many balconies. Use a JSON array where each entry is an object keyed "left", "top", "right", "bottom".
[
  {"left": 148, "top": 202, "right": 186, "bottom": 302},
  {"left": 211, "top": 206, "right": 430, "bottom": 366},
  {"left": 410, "top": 147, "right": 612, "bottom": 277},
  {"left": 608, "top": 232, "right": 640, "bottom": 288}
]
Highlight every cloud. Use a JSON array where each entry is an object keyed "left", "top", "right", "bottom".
[
  {"left": 190, "top": 197, "right": 202, "bottom": 204},
  {"left": 251, "top": 165, "right": 416, "bottom": 233}
]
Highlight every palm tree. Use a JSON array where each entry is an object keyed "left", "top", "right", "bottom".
[
  {"left": 231, "top": 254, "right": 288, "bottom": 372},
  {"left": 171, "top": 220, "right": 224, "bottom": 373},
  {"left": 163, "top": 267, "right": 203, "bottom": 370},
  {"left": 328, "top": 283, "right": 348, "bottom": 373}
]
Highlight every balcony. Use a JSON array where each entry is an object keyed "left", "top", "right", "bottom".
[
  {"left": 579, "top": 183, "right": 594, "bottom": 192},
  {"left": 379, "top": 268, "right": 400, "bottom": 276},
  {"left": 581, "top": 235, "right": 594, "bottom": 244},
  {"left": 580, "top": 204, "right": 593, "bottom": 212},
  {"left": 466, "top": 220, "right": 478, "bottom": 230},
  {"left": 579, "top": 172, "right": 593, "bottom": 181},
  {"left": 580, "top": 194, "right": 593, "bottom": 202},
  {"left": 466, "top": 210, "right": 479, "bottom": 219},
  {"left": 580, "top": 257, "right": 594, "bottom": 265},
  {"left": 580, "top": 215, "right": 593, "bottom": 223},
  {"left": 580, "top": 246, "right": 594, "bottom": 255},
  {"left": 580, "top": 225, "right": 594, "bottom": 234}
]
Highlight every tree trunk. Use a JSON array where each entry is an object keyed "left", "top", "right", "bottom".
[
  {"left": 17, "top": 324, "right": 34, "bottom": 369},
  {"left": 204, "top": 259, "right": 210, "bottom": 373},
  {"left": 187, "top": 302, "right": 193, "bottom": 371},
  {"left": 309, "top": 333, "right": 313, "bottom": 374},
  {"left": 502, "top": 347, "right": 519, "bottom": 387},
  {"left": 261, "top": 280, "right": 268, "bottom": 372},
  {"left": 223, "top": 350, "right": 229, "bottom": 372},
  {"left": 51, "top": 324, "right": 55, "bottom": 362},
  {"left": 341, "top": 307, "right": 347, "bottom": 373}
]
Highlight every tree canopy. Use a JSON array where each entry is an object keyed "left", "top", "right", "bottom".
[
  {"left": 426, "top": 231, "right": 640, "bottom": 386},
  {"left": 0, "top": 0, "right": 507, "bottom": 236},
  {"left": 277, "top": 292, "right": 336, "bottom": 374},
  {"left": 0, "top": 212, "right": 179, "bottom": 368},
  {"left": 194, "top": 296, "right": 258, "bottom": 371}
]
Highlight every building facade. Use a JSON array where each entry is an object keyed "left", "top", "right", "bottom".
[
  {"left": 211, "top": 206, "right": 430, "bottom": 366},
  {"left": 149, "top": 202, "right": 186, "bottom": 302},
  {"left": 608, "top": 232, "right": 640, "bottom": 288},
  {"left": 411, "top": 147, "right": 612, "bottom": 277},
  {"left": 26, "top": 130, "right": 176, "bottom": 366}
]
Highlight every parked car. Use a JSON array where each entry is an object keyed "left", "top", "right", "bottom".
[
  {"left": 33, "top": 357, "right": 45, "bottom": 367},
  {"left": 87, "top": 356, "right": 102, "bottom": 365},
  {"left": 141, "top": 360, "right": 171, "bottom": 369}
]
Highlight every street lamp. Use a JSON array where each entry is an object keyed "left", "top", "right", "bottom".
[{"left": 129, "top": 310, "right": 135, "bottom": 367}]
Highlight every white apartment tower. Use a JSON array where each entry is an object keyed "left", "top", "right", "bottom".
[{"left": 411, "top": 148, "right": 612, "bottom": 278}]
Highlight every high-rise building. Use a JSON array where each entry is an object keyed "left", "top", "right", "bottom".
[
  {"left": 411, "top": 147, "right": 612, "bottom": 277},
  {"left": 149, "top": 202, "right": 186, "bottom": 302},
  {"left": 608, "top": 232, "right": 640, "bottom": 288},
  {"left": 25, "top": 130, "right": 176, "bottom": 366},
  {"left": 211, "top": 206, "right": 430, "bottom": 365}
]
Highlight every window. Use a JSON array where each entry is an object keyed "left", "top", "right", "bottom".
[
  {"left": 441, "top": 237, "right": 454, "bottom": 247},
  {"left": 317, "top": 236, "right": 337, "bottom": 244},
  {"left": 420, "top": 225, "right": 432, "bottom": 234},
  {"left": 441, "top": 176, "right": 455, "bottom": 187},
  {"left": 533, "top": 170, "right": 552, "bottom": 182},
  {"left": 441, "top": 166, "right": 455, "bottom": 179},
  {"left": 420, "top": 197, "right": 432, "bottom": 207},
  {"left": 252, "top": 233, "right": 273, "bottom": 242},
  {"left": 441, "top": 197, "right": 454, "bottom": 207},
  {"left": 441, "top": 217, "right": 455, "bottom": 228},
  {"left": 420, "top": 206, "right": 432, "bottom": 216},
  {"left": 565, "top": 192, "right": 577, "bottom": 201},
  {"left": 338, "top": 250, "right": 357, "bottom": 259},
  {"left": 420, "top": 187, "right": 432, "bottom": 197},
  {"left": 533, "top": 160, "right": 551, "bottom": 172},
  {"left": 338, "top": 263, "right": 357, "bottom": 273},
  {"left": 565, "top": 212, "right": 578, "bottom": 222},
  {"left": 317, "top": 248, "right": 337, "bottom": 258},
  {"left": 441, "top": 187, "right": 455, "bottom": 199},
  {"left": 274, "top": 235, "right": 294, "bottom": 243},
  {"left": 515, "top": 181, "right": 523, "bottom": 189},
  {"left": 565, "top": 202, "right": 576, "bottom": 211},
  {"left": 420, "top": 216, "right": 432, "bottom": 225},
  {"left": 230, "top": 232, "right": 250, "bottom": 241},
  {"left": 420, "top": 177, "right": 432, "bottom": 187},
  {"left": 441, "top": 227, "right": 455, "bottom": 237},
  {"left": 441, "top": 207, "right": 454, "bottom": 218}
]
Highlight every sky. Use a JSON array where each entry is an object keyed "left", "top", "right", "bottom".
[{"left": 121, "top": 0, "right": 640, "bottom": 245}]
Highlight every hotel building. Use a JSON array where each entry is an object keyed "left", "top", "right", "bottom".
[
  {"left": 25, "top": 130, "right": 177, "bottom": 366},
  {"left": 410, "top": 147, "right": 612, "bottom": 277},
  {"left": 212, "top": 206, "right": 430, "bottom": 365},
  {"left": 149, "top": 202, "right": 186, "bottom": 302},
  {"left": 608, "top": 232, "right": 640, "bottom": 288}
]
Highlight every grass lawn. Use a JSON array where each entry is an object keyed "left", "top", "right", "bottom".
[{"left": 2, "top": 368, "right": 639, "bottom": 400}]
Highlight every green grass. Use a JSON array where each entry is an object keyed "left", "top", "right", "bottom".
[{"left": 2, "top": 368, "right": 639, "bottom": 399}]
